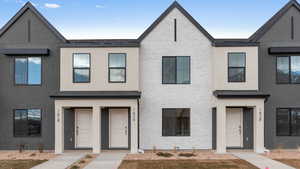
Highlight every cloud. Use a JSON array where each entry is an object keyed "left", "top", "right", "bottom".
[
  {"left": 95, "top": 4, "right": 105, "bottom": 8},
  {"left": 15, "top": 0, "right": 25, "bottom": 5},
  {"left": 44, "top": 3, "right": 60, "bottom": 8}
]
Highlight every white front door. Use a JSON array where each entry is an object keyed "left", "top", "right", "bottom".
[
  {"left": 226, "top": 108, "right": 243, "bottom": 148},
  {"left": 75, "top": 109, "right": 92, "bottom": 148},
  {"left": 109, "top": 109, "right": 128, "bottom": 148}
]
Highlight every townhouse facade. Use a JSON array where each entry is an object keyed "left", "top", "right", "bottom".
[{"left": 0, "top": 0, "right": 299, "bottom": 154}]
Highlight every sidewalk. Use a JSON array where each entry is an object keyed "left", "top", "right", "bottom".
[
  {"left": 31, "top": 153, "right": 86, "bottom": 169},
  {"left": 232, "top": 152, "right": 295, "bottom": 169}
]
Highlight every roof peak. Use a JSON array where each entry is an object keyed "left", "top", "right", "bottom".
[
  {"left": 0, "top": 1, "right": 66, "bottom": 42},
  {"left": 138, "top": 1, "right": 214, "bottom": 42},
  {"left": 249, "top": 0, "right": 300, "bottom": 41}
]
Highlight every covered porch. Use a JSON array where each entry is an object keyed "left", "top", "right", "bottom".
[
  {"left": 51, "top": 91, "right": 140, "bottom": 154},
  {"left": 213, "top": 90, "right": 270, "bottom": 153}
]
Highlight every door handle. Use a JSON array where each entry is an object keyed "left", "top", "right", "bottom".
[
  {"left": 76, "top": 126, "right": 79, "bottom": 135},
  {"left": 238, "top": 125, "right": 241, "bottom": 135},
  {"left": 125, "top": 126, "right": 128, "bottom": 135}
]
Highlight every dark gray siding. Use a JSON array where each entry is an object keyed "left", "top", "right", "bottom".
[
  {"left": 0, "top": 9, "right": 62, "bottom": 149},
  {"left": 259, "top": 6, "right": 300, "bottom": 149}
]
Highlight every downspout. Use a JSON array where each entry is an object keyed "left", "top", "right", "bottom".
[{"left": 137, "top": 98, "right": 140, "bottom": 150}]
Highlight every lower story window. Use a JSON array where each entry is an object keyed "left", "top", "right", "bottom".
[
  {"left": 14, "top": 109, "right": 41, "bottom": 137},
  {"left": 162, "top": 108, "right": 190, "bottom": 136},
  {"left": 277, "top": 108, "right": 300, "bottom": 136}
]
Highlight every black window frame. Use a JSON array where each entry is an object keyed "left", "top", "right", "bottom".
[
  {"left": 162, "top": 56, "right": 191, "bottom": 84},
  {"left": 276, "top": 56, "right": 300, "bottom": 84},
  {"left": 14, "top": 56, "right": 42, "bottom": 86},
  {"left": 108, "top": 53, "right": 127, "bottom": 83},
  {"left": 227, "top": 52, "right": 246, "bottom": 83},
  {"left": 276, "top": 108, "right": 300, "bottom": 136},
  {"left": 162, "top": 108, "right": 191, "bottom": 137},
  {"left": 13, "top": 108, "right": 42, "bottom": 137},
  {"left": 72, "top": 53, "right": 91, "bottom": 83}
]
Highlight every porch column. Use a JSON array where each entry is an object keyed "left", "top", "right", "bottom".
[
  {"left": 216, "top": 104, "right": 226, "bottom": 153},
  {"left": 254, "top": 104, "right": 265, "bottom": 153},
  {"left": 130, "top": 103, "right": 138, "bottom": 153},
  {"left": 92, "top": 106, "right": 101, "bottom": 154},
  {"left": 55, "top": 105, "right": 64, "bottom": 154}
]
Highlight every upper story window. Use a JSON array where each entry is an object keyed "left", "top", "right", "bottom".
[
  {"left": 108, "top": 53, "right": 126, "bottom": 83},
  {"left": 277, "top": 108, "right": 300, "bottom": 136},
  {"left": 73, "top": 53, "right": 90, "bottom": 83},
  {"left": 14, "top": 109, "right": 41, "bottom": 137},
  {"left": 15, "top": 57, "right": 41, "bottom": 85},
  {"left": 277, "top": 56, "right": 300, "bottom": 84},
  {"left": 228, "top": 53, "right": 246, "bottom": 82},
  {"left": 162, "top": 108, "right": 190, "bottom": 136},
  {"left": 162, "top": 56, "right": 190, "bottom": 84}
]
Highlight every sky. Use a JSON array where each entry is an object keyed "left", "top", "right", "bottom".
[{"left": 0, "top": 0, "right": 292, "bottom": 39}]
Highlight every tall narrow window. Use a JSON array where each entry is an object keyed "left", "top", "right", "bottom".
[
  {"left": 291, "top": 16, "right": 294, "bottom": 40},
  {"left": 228, "top": 53, "right": 246, "bottom": 82},
  {"left": 15, "top": 57, "right": 41, "bottom": 85},
  {"left": 14, "top": 109, "right": 41, "bottom": 137},
  {"left": 276, "top": 56, "right": 300, "bottom": 84},
  {"left": 174, "top": 19, "right": 177, "bottom": 42},
  {"left": 162, "top": 108, "right": 190, "bottom": 136},
  {"left": 162, "top": 56, "right": 190, "bottom": 84},
  {"left": 73, "top": 53, "right": 90, "bottom": 83}
]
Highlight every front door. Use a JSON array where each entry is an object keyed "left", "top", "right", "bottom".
[
  {"left": 75, "top": 109, "right": 92, "bottom": 148},
  {"left": 226, "top": 108, "right": 243, "bottom": 148},
  {"left": 109, "top": 108, "right": 128, "bottom": 148}
]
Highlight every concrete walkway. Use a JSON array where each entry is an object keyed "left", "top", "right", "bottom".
[
  {"left": 84, "top": 152, "right": 127, "bottom": 169},
  {"left": 31, "top": 153, "right": 86, "bottom": 169},
  {"left": 232, "top": 152, "right": 295, "bottom": 169}
]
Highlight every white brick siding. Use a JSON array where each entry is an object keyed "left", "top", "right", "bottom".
[{"left": 139, "top": 8, "right": 214, "bottom": 150}]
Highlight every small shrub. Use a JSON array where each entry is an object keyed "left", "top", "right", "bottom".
[
  {"left": 38, "top": 144, "right": 44, "bottom": 153},
  {"left": 85, "top": 154, "right": 93, "bottom": 159},
  {"left": 156, "top": 152, "right": 173, "bottom": 158},
  {"left": 152, "top": 146, "right": 157, "bottom": 153},
  {"left": 70, "top": 165, "right": 80, "bottom": 169},
  {"left": 79, "top": 160, "right": 85, "bottom": 164},
  {"left": 192, "top": 147, "right": 196, "bottom": 154},
  {"left": 275, "top": 144, "right": 284, "bottom": 153},
  {"left": 178, "top": 152, "right": 195, "bottom": 157},
  {"left": 18, "top": 144, "right": 25, "bottom": 153},
  {"left": 30, "top": 153, "right": 36, "bottom": 157}
]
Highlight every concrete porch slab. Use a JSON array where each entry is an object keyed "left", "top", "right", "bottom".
[{"left": 83, "top": 152, "right": 127, "bottom": 169}]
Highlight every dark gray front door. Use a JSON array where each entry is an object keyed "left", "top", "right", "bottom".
[{"left": 243, "top": 108, "right": 254, "bottom": 149}]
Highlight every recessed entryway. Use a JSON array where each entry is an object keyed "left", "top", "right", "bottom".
[
  {"left": 109, "top": 108, "right": 129, "bottom": 148},
  {"left": 75, "top": 109, "right": 93, "bottom": 148}
]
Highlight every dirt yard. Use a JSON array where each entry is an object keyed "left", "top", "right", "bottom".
[
  {"left": 119, "top": 160, "right": 258, "bottom": 169},
  {"left": 0, "top": 151, "right": 56, "bottom": 160}
]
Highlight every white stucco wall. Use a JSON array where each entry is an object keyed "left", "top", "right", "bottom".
[
  {"left": 60, "top": 48, "right": 139, "bottom": 91},
  {"left": 213, "top": 47, "right": 259, "bottom": 90},
  {"left": 139, "top": 7, "right": 213, "bottom": 150}
]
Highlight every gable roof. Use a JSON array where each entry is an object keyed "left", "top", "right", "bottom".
[
  {"left": 249, "top": 0, "right": 300, "bottom": 42},
  {"left": 138, "top": 1, "right": 214, "bottom": 42},
  {"left": 0, "top": 2, "right": 66, "bottom": 42}
]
